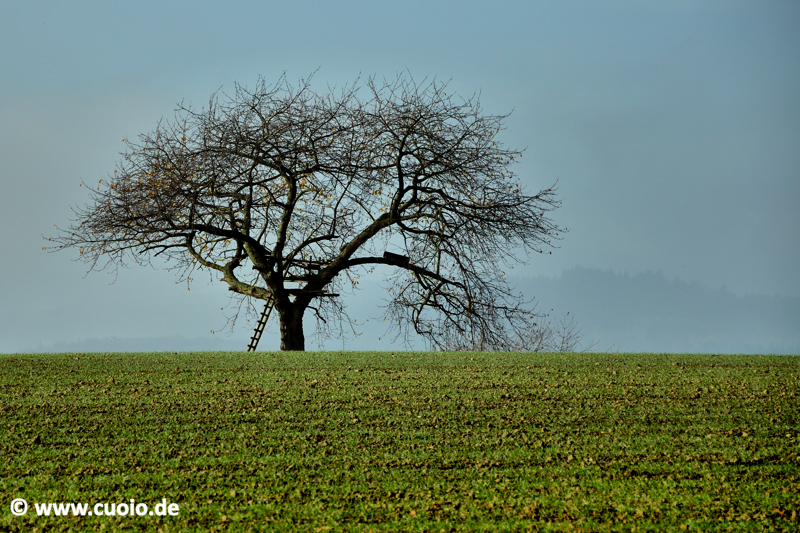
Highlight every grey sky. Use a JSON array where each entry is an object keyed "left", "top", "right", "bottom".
[{"left": 1, "top": 1, "right": 798, "bottom": 352}]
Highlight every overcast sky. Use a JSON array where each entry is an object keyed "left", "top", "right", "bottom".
[{"left": 1, "top": 1, "right": 798, "bottom": 353}]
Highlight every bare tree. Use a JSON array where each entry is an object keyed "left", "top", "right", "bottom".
[
  {"left": 518, "top": 311, "right": 597, "bottom": 352},
  {"left": 439, "top": 311, "right": 596, "bottom": 353},
  {"left": 50, "top": 73, "right": 563, "bottom": 351}
]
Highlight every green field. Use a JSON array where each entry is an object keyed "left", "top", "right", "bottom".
[{"left": 1, "top": 352, "right": 798, "bottom": 532}]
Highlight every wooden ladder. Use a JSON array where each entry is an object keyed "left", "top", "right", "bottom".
[{"left": 247, "top": 298, "right": 274, "bottom": 352}]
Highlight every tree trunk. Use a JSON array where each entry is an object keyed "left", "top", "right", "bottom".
[{"left": 278, "top": 303, "right": 305, "bottom": 351}]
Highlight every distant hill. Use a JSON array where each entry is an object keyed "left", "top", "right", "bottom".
[
  {"left": 513, "top": 267, "right": 800, "bottom": 354},
  {"left": 23, "top": 268, "right": 800, "bottom": 354}
]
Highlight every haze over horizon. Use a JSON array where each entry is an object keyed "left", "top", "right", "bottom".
[
  {"left": 1, "top": 2, "right": 798, "bottom": 353},
  {"left": 24, "top": 267, "right": 800, "bottom": 355}
]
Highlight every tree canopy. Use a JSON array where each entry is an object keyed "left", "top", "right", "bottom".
[{"left": 52, "top": 73, "right": 563, "bottom": 351}]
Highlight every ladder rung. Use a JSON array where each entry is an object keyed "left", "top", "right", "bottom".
[{"left": 247, "top": 298, "right": 274, "bottom": 352}]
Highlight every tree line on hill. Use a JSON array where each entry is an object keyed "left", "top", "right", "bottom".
[{"left": 514, "top": 267, "right": 800, "bottom": 354}]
